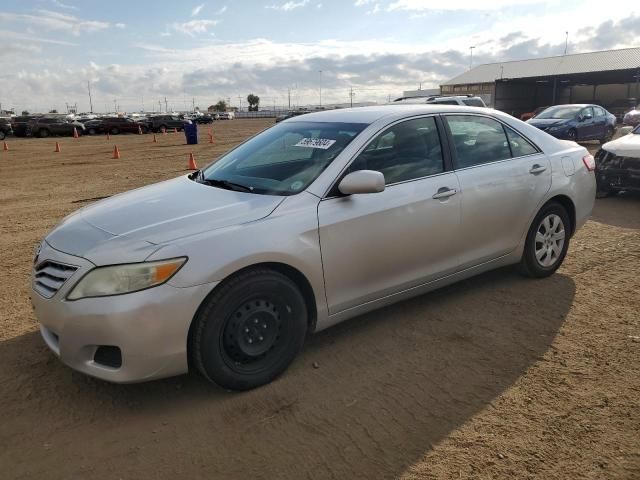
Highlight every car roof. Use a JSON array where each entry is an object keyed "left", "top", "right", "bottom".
[{"left": 284, "top": 104, "right": 492, "bottom": 125}]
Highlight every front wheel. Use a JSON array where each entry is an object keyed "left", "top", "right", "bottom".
[
  {"left": 566, "top": 128, "right": 577, "bottom": 142},
  {"left": 39, "top": 129, "right": 49, "bottom": 138},
  {"left": 111, "top": 127, "right": 120, "bottom": 135},
  {"left": 518, "top": 202, "right": 570, "bottom": 278},
  {"left": 190, "top": 269, "right": 308, "bottom": 390},
  {"left": 88, "top": 127, "right": 97, "bottom": 135},
  {"left": 0, "top": 131, "right": 5, "bottom": 140}
]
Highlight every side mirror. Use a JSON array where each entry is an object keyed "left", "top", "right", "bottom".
[
  {"left": 338, "top": 170, "right": 385, "bottom": 195},
  {"left": 581, "top": 113, "right": 593, "bottom": 121}
]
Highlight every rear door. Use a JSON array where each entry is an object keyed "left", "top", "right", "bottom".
[
  {"left": 577, "top": 107, "right": 596, "bottom": 140},
  {"left": 443, "top": 114, "right": 551, "bottom": 268},
  {"left": 593, "top": 106, "right": 607, "bottom": 138}
]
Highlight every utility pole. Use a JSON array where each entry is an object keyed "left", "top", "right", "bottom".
[
  {"left": 192, "top": 97, "right": 195, "bottom": 112},
  {"left": 319, "top": 70, "right": 323, "bottom": 107},
  {"left": 238, "top": 96, "right": 242, "bottom": 112},
  {"left": 113, "top": 99, "right": 117, "bottom": 113},
  {"left": 349, "top": 87, "right": 355, "bottom": 108},
  {"left": 469, "top": 46, "right": 475, "bottom": 69},
  {"left": 288, "top": 88, "right": 291, "bottom": 110},
  {"left": 87, "top": 81, "right": 93, "bottom": 113},
  {"left": 141, "top": 93, "right": 145, "bottom": 112},
  {"left": 564, "top": 31, "right": 569, "bottom": 55},
  {"left": 158, "top": 100, "right": 162, "bottom": 112}
]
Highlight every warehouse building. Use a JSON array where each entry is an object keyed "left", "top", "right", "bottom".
[{"left": 441, "top": 47, "right": 640, "bottom": 119}]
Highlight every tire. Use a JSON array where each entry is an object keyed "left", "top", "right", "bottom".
[
  {"left": 0, "top": 131, "right": 5, "bottom": 140},
  {"left": 111, "top": 127, "right": 120, "bottom": 135},
  {"left": 599, "top": 127, "right": 614, "bottom": 144},
  {"left": 88, "top": 128, "right": 96, "bottom": 135},
  {"left": 518, "top": 202, "right": 571, "bottom": 278},
  {"left": 566, "top": 128, "right": 577, "bottom": 142},
  {"left": 39, "top": 129, "right": 49, "bottom": 138},
  {"left": 190, "top": 268, "right": 308, "bottom": 391}
]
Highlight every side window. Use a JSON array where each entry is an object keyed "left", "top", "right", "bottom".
[
  {"left": 349, "top": 117, "right": 444, "bottom": 185},
  {"left": 445, "top": 115, "right": 511, "bottom": 168},
  {"left": 594, "top": 106, "right": 605, "bottom": 117},
  {"left": 504, "top": 126, "right": 539, "bottom": 157},
  {"left": 582, "top": 107, "right": 594, "bottom": 119}
]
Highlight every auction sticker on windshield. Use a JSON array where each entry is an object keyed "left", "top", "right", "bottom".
[{"left": 295, "top": 138, "right": 336, "bottom": 149}]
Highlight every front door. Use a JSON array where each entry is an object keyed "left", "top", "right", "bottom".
[
  {"left": 318, "top": 116, "right": 462, "bottom": 314},
  {"left": 577, "top": 106, "right": 597, "bottom": 140}
]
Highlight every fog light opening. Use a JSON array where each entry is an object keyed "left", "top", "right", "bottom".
[{"left": 93, "top": 346, "right": 122, "bottom": 369}]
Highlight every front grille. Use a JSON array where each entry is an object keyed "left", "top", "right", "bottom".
[{"left": 33, "top": 260, "right": 78, "bottom": 298}]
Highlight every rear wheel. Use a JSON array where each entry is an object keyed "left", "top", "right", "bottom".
[
  {"left": 39, "top": 129, "right": 49, "bottom": 138},
  {"left": 190, "top": 269, "right": 308, "bottom": 390},
  {"left": 0, "top": 131, "right": 5, "bottom": 140},
  {"left": 566, "top": 128, "right": 577, "bottom": 142},
  {"left": 518, "top": 202, "right": 570, "bottom": 278},
  {"left": 111, "top": 127, "right": 120, "bottom": 135},
  {"left": 88, "top": 127, "right": 97, "bottom": 135},
  {"left": 600, "top": 127, "right": 614, "bottom": 144}
]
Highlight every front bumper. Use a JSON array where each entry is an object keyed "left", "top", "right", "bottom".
[{"left": 31, "top": 242, "right": 217, "bottom": 383}]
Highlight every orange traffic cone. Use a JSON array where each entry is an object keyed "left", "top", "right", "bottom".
[
  {"left": 173, "top": 127, "right": 178, "bottom": 134},
  {"left": 208, "top": 133, "right": 214, "bottom": 144},
  {"left": 54, "top": 142, "right": 61, "bottom": 152},
  {"left": 73, "top": 127, "right": 79, "bottom": 139},
  {"left": 107, "top": 132, "right": 111, "bottom": 140},
  {"left": 152, "top": 134, "right": 158, "bottom": 143},
  {"left": 112, "top": 145, "right": 120, "bottom": 159},
  {"left": 2, "top": 141, "right": 8, "bottom": 151},
  {"left": 138, "top": 125, "right": 143, "bottom": 135},
  {"left": 187, "top": 152, "right": 198, "bottom": 170}
]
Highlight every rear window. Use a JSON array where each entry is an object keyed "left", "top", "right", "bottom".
[{"left": 463, "top": 98, "right": 485, "bottom": 107}]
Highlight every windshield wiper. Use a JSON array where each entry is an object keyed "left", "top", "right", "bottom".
[{"left": 200, "top": 177, "right": 254, "bottom": 193}]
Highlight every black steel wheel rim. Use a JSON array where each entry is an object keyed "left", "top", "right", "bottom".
[{"left": 220, "top": 297, "right": 287, "bottom": 373}]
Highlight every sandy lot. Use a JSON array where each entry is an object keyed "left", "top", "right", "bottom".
[{"left": 0, "top": 120, "right": 638, "bottom": 479}]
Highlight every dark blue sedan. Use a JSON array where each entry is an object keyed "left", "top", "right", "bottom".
[{"left": 527, "top": 104, "right": 616, "bottom": 144}]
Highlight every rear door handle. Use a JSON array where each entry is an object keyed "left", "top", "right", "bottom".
[
  {"left": 432, "top": 187, "right": 457, "bottom": 200},
  {"left": 529, "top": 164, "right": 547, "bottom": 174}
]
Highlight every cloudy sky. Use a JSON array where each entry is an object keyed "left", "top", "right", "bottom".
[{"left": 0, "top": 0, "right": 638, "bottom": 113}]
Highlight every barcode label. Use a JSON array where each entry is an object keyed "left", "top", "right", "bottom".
[{"left": 294, "top": 138, "right": 337, "bottom": 149}]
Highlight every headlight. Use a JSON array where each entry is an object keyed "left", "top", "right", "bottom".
[{"left": 67, "top": 257, "right": 186, "bottom": 300}]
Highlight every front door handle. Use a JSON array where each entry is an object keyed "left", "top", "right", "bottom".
[
  {"left": 529, "top": 164, "right": 547, "bottom": 174},
  {"left": 432, "top": 187, "right": 457, "bottom": 200}
]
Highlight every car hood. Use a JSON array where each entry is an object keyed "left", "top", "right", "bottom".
[
  {"left": 602, "top": 133, "right": 640, "bottom": 159},
  {"left": 46, "top": 176, "right": 284, "bottom": 264},
  {"left": 527, "top": 118, "right": 568, "bottom": 127}
]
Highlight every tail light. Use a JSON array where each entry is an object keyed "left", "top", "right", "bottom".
[{"left": 582, "top": 154, "right": 596, "bottom": 172}]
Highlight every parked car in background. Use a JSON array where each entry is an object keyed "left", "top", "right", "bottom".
[
  {"left": 98, "top": 117, "right": 150, "bottom": 135},
  {"left": 0, "top": 118, "right": 12, "bottom": 140},
  {"left": 393, "top": 95, "right": 487, "bottom": 107},
  {"left": 594, "top": 124, "right": 640, "bottom": 197},
  {"left": 520, "top": 106, "right": 549, "bottom": 121},
  {"left": 10, "top": 116, "right": 39, "bottom": 137},
  {"left": 217, "top": 111, "right": 235, "bottom": 120},
  {"left": 194, "top": 114, "right": 215, "bottom": 124},
  {"left": 149, "top": 115, "right": 187, "bottom": 132},
  {"left": 607, "top": 98, "right": 638, "bottom": 123},
  {"left": 29, "top": 117, "right": 85, "bottom": 138},
  {"left": 275, "top": 110, "right": 310, "bottom": 123},
  {"left": 32, "top": 105, "right": 595, "bottom": 390},
  {"left": 527, "top": 104, "right": 616, "bottom": 143},
  {"left": 83, "top": 118, "right": 104, "bottom": 135},
  {"left": 622, "top": 106, "right": 640, "bottom": 127}
]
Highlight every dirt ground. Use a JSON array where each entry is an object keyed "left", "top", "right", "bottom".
[{"left": 0, "top": 120, "right": 638, "bottom": 479}]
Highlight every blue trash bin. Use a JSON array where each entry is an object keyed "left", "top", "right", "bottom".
[{"left": 184, "top": 121, "right": 198, "bottom": 145}]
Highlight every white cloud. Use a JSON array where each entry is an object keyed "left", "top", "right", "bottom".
[
  {"left": 191, "top": 3, "right": 205, "bottom": 16},
  {"left": 114, "top": 23, "right": 126, "bottom": 29},
  {"left": 216, "top": 5, "right": 228, "bottom": 14},
  {"left": 388, "top": 0, "right": 539, "bottom": 10},
  {"left": 51, "top": 0, "right": 77, "bottom": 10},
  {"left": 0, "top": 10, "right": 109, "bottom": 36},
  {"left": 170, "top": 19, "right": 218, "bottom": 36},
  {"left": 0, "top": 29, "right": 79, "bottom": 46},
  {"left": 266, "top": 0, "right": 310, "bottom": 11},
  {"left": 355, "top": 0, "right": 374, "bottom": 5}
]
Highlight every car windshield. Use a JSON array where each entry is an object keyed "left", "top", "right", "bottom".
[
  {"left": 200, "top": 121, "right": 367, "bottom": 196},
  {"left": 536, "top": 106, "right": 582, "bottom": 119},
  {"left": 633, "top": 125, "right": 640, "bottom": 134}
]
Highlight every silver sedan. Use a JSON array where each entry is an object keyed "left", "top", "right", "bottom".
[{"left": 31, "top": 105, "right": 596, "bottom": 390}]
